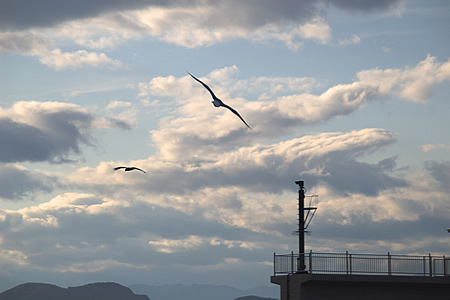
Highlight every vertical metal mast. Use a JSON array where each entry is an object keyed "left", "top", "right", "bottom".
[{"left": 295, "top": 180, "right": 306, "bottom": 272}]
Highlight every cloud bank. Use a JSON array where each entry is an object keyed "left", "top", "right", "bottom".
[
  {"left": 138, "top": 56, "right": 450, "bottom": 160},
  {"left": 0, "top": 0, "right": 405, "bottom": 68}
]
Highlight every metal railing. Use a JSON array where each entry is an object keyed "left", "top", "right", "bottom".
[{"left": 274, "top": 251, "right": 449, "bottom": 277}]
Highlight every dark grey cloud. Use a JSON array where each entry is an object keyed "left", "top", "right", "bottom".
[
  {"left": 0, "top": 164, "right": 57, "bottom": 200},
  {"left": 0, "top": 118, "right": 53, "bottom": 163},
  {"left": 207, "top": 0, "right": 319, "bottom": 30},
  {"left": 0, "top": 110, "right": 94, "bottom": 164},
  {"left": 0, "top": 0, "right": 403, "bottom": 31},
  {"left": 76, "top": 129, "right": 403, "bottom": 199},
  {"left": 107, "top": 117, "right": 134, "bottom": 130},
  {"left": 309, "top": 214, "right": 450, "bottom": 256},
  {"left": 0, "top": 101, "right": 131, "bottom": 164},
  {"left": 0, "top": 0, "right": 153, "bottom": 30},
  {"left": 325, "top": 0, "right": 403, "bottom": 13},
  {"left": 320, "top": 155, "right": 408, "bottom": 196},
  {"left": 425, "top": 160, "right": 450, "bottom": 192}
]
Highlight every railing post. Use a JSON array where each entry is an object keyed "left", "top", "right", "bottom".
[
  {"left": 444, "top": 256, "right": 447, "bottom": 276},
  {"left": 346, "top": 251, "right": 349, "bottom": 275},
  {"left": 349, "top": 253, "right": 352, "bottom": 274},
  {"left": 309, "top": 250, "right": 313, "bottom": 274},
  {"left": 429, "top": 253, "right": 433, "bottom": 277},
  {"left": 291, "top": 251, "right": 294, "bottom": 274},
  {"left": 273, "top": 252, "right": 276, "bottom": 275},
  {"left": 423, "top": 256, "right": 426, "bottom": 276},
  {"left": 388, "top": 252, "right": 392, "bottom": 276}
]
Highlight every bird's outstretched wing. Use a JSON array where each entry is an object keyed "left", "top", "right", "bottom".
[
  {"left": 187, "top": 71, "right": 218, "bottom": 100},
  {"left": 131, "top": 167, "right": 146, "bottom": 173},
  {"left": 188, "top": 71, "right": 252, "bottom": 129},
  {"left": 221, "top": 103, "right": 252, "bottom": 130},
  {"left": 114, "top": 166, "right": 146, "bottom": 173}
]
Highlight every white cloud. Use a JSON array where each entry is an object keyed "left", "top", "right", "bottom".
[
  {"left": 339, "top": 34, "right": 361, "bottom": 46},
  {"left": 55, "top": 3, "right": 333, "bottom": 50},
  {"left": 39, "top": 48, "right": 123, "bottom": 70},
  {"left": 0, "top": 31, "right": 123, "bottom": 70},
  {"left": 0, "top": 31, "right": 49, "bottom": 55},
  {"left": 296, "top": 16, "right": 332, "bottom": 43},
  {"left": 356, "top": 55, "right": 450, "bottom": 103},
  {"left": 421, "top": 144, "right": 450, "bottom": 152},
  {"left": 138, "top": 57, "right": 450, "bottom": 160},
  {"left": 148, "top": 235, "right": 204, "bottom": 253},
  {"left": 106, "top": 101, "right": 133, "bottom": 110}
]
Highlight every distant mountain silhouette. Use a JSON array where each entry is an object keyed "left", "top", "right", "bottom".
[
  {"left": 129, "top": 283, "right": 279, "bottom": 300},
  {"left": 0, "top": 282, "right": 149, "bottom": 300}
]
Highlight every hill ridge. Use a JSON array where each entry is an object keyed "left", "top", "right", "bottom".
[{"left": 0, "top": 282, "right": 149, "bottom": 300}]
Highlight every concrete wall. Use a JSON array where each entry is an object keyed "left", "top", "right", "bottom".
[{"left": 271, "top": 273, "right": 450, "bottom": 300}]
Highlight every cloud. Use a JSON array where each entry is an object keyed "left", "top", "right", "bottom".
[
  {"left": 0, "top": 164, "right": 58, "bottom": 201},
  {"left": 325, "top": 0, "right": 406, "bottom": 15},
  {"left": 421, "top": 144, "right": 450, "bottom": 152},
  {"left": 0, "top": 0, "right": 405, "bottom": 32},
  {"left": 138, "top": 57, "right": 450, "bottom": 160},
  {"left": 0, "top": 0, "right": 153, "bottom": 31},
  {"left": 424, "top": 161, "right": 450, "bottom": 193},
  {"left": 79, "top": 2, "right": 335, "bottom": 49},
  {"left": 1, "top": 121, "right": 449, "bottom": 288},
  {"left": 0, "top": 0, "right": 404, "bottom": 57},
  {"left": 148, "top": 235, "right": 204, "bottom": 253},
  {"left": 0, "top": 192, "right": 268, "bottom": 280},
  {"left": 0, "top": 101, "right": 126, "bottom": 163},
  {"left": 356, "top": 55, "right": 450, "bottom": 103},
  {"left": 106, "top": 101, "right": 133, "bottom": 110},
  {"left": 0, "top": 31, "right": 49, "bottom": 54},
  {"left": 0, "top": 31, "right": 123, "bottom": 70},
  {"left": 67, "top": 128, "right": 402, "bottom": 214},
  {"left": 339, "top": 34, "right": 361, "bottom": 46},
  {"left": 0, "top": 0, "right": 405, "bottom": 72},
  {"left": 1, "top": 128, "right": 448, "bottom": 285},
  {"left": 102, "top": 101, "right": 137, "bottom": 129},
  {"left": 38, "top": 48, "right": 123, "bottom": 70}
]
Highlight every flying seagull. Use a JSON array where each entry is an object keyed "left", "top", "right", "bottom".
[
  {"left": 188, "top": 71, "right": 252, "bottom": 129},
  {"left": 114, "top": 166, "right": 146, "bottom": 173}
]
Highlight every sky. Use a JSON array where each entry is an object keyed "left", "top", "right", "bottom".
[{"left": 0, "top": 0, "right": 449, "bottom": 292}]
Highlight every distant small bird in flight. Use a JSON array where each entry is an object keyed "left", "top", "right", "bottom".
[
  {"left": 188, "top": 71, "right": 252, "bottom": 129},
  {"left": 114, "top": 166, "right": 146, "bottom": 173}
]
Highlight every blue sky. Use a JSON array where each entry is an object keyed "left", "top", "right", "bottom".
[{"left": 0, "top": 0, "right": 449, "bottom": 292}]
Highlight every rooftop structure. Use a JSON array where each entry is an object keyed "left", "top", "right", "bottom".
[{"left": 270, "top": 181, "right": 450, "bottom": 300}]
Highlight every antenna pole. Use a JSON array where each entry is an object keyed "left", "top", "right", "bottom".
[{"left": 295, "top": 180, "right": 306, "bottom": 272}]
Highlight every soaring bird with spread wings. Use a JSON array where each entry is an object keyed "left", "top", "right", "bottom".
[
  {"left": 114, "top": 166, "right": 146, "bottom": 173},
  {"left": 188, "top": 71, "right": 252, "bottom": 129}
]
